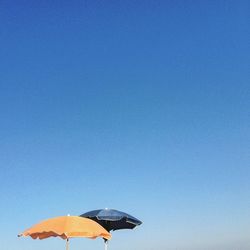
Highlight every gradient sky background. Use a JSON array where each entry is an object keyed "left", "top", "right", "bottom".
[{"left": 0, "top": 0, "right": 249, "bottom": 250}]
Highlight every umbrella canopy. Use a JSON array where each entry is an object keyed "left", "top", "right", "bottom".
[
  {"left": 80, "top": 208, "right": 142, "bottom": 232},
  {"left": 18, "top": 216, "right": 111, "bottom": 250},
  {"left": 18, "top": 215, "right": 111, "bottom": 240}
]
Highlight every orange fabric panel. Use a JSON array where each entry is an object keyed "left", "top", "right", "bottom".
[{"left": 19, "top": 216, "right": 111, "bottom": 240}]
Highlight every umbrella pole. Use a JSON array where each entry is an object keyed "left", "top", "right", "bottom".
[
  {"left": 104, "top": 239, "right": 108, "bottom": 250},
  {"left": 66, "top": 238, "right": 69, "bottom": 250}
]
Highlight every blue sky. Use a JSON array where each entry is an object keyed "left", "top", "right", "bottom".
[{"left": 0, "top": 0, "right": 249, "bottom": 249}]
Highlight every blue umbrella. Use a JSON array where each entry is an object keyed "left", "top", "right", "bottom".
[{"left": 80, "top": 208, "right": 142, "bottom": 250}]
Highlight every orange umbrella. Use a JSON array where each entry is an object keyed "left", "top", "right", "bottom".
[{"left": 18, "top": 215, "right": 111, "bottom": 250}]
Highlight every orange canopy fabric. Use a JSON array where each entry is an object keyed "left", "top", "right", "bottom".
[{"left": 18, "top": 216, "right": 111, "bottom": 240}]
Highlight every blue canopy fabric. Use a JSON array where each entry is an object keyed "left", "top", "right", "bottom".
[{"left": 80, "top": 208, "right": 142, "bottom": 232}]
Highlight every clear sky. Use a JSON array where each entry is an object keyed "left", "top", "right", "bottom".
[{"left": 0, "top": 0, "right": 249, "bottom": 250}]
